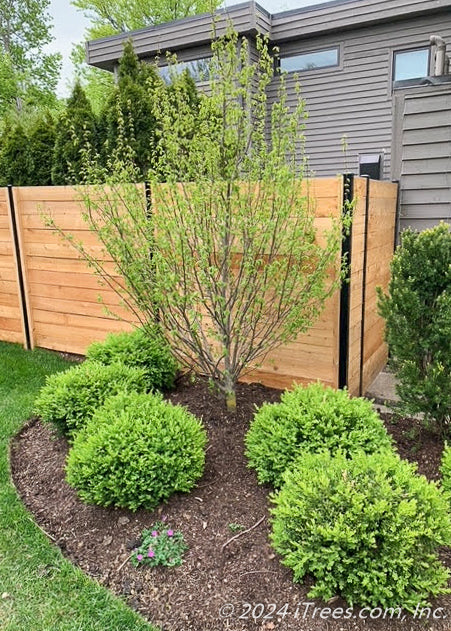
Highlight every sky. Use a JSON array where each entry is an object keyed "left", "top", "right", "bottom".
[{"left": 47, "top": 0, "right": 332, "bottom": 97}]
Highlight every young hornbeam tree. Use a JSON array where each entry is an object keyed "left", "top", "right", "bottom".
[
  {"left": 147, "top": 31, "right": 343, "bottom": 410},
  {"left": 57, "top": 29, "right": 344, "bottom": 412}
]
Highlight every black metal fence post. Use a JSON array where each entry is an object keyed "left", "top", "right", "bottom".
[
  {"left": 144, "top": 180, "right": 160, "bottom": 324},
  {"left": 338, "top": 173, "right": 354, "bottom": 390}
]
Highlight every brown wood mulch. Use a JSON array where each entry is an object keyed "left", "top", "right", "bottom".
[{"left": 10, "top": 378, "right": 451, "bottom": 631}]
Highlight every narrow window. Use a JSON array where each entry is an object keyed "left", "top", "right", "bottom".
[
  {"left": 393, "top": 48, "right": 430, "bottom": 81},
  {"left": 280, "top": 47, "right": 339, "bottom": 73},
  {"left": 159, "top": 58, "right": 211, "bottom": 83}
]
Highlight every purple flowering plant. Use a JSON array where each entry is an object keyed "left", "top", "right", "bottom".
[{"left": 131, "top": 521, "right": 187, "bottom": 568}]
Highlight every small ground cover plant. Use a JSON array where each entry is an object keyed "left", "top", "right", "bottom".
[
  {"left": 378, "top": 223, "right": 451, "bottom": 433},
  {"left": 34, "top": 361, "right": 147, "bottom": 437},
  {"left": 271, "top": 449, "right": 451, "bottom": 610},
  {"left": 86, "top": 327, "right": 177, "bottom": 391},
  {"left": 245, "top": 382, "right": 392, "bottom": 486},
  {"left": 66, "top": 391, "right": 207, "bottom": 510},
  {"left": 132, "top": 522, "right": 188, "bottom": 568}
]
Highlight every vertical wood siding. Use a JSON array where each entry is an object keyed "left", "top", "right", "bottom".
[{"left": 397, "top": 87, "right": 451, "bottom": 231}]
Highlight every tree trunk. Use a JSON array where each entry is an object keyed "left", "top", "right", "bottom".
[{"left": 226, "top": 389, "right": 237, "bottom": 413}]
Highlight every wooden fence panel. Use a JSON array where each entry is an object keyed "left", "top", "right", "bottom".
[
  {"left": 14, "top": 186, "right": 142, "bottom": 355},
  {"left": 346, "top": 177, "right": 398, "bottom": 395},
  {"left": 0, "top": 177, "right": 398, "bottom": 393},
  {"left": 0, "top": 188, "right": 25, "bottom": 344},
  {"left": 346, "top": 177, "right": 368, "bottom": 396},
  {"left": 240, "top": 177, "right": 342, "bottom": 389},
  {"left": 360, "top": 179, "right": 398, "bottom": 393}
]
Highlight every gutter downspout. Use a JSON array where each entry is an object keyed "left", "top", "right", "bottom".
[{"left": 430, "top": 35, "right": 448, "bottom": 76}]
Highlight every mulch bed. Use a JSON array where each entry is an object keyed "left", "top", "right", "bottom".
[{"left": 10, "top": 377, "right": 451, "bottom": 631}]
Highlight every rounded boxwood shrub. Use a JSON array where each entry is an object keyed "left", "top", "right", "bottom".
[
  {"left": 378, "top": 223, "right": 451, "bottom": 432},
  {"left": 65, "top": 391, "right": 207, "bottom": 511},
  {"left": 271, "top": 449, "right": 451, "bottom": 610},
  {"left": 245, "top": 382, "right": 392, "bottom": 486},
  {"left": 440, "top": 443, "right": 451, "bottom": 496},
  {"left": 86, "top": 327, "right": 177, "bottom": 391},
  {"left": 34, "top": 361, "right": 147, "bottom": 437}
]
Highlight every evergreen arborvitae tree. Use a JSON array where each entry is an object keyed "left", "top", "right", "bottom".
[
  {"left": 0, "top": 123, "right": 32, "bottom": 185},
  {"left": 27, "top": 112, "right": 56, "bottom": 185},
  {"left": 52, "top": 82, "right": 97, "bottom": 185},
  {"left": 103, "top": 41, "right": 161, "bottom": 178},
  {"left": 101, "top": 43, "right": 202, "bottom": 180}
]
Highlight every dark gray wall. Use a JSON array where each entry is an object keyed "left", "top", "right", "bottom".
[
  {"left": 393, "top": 84, "right": 451, "bottom": 231},
  {"left": 267, "top": 13, "right": 451, "bottom": 181},
  {"left": 271, "top": 0, "right": 451, "bottom": 41},
  {"left": 86, "top": 0, "right": 451, "bottom": 70}
]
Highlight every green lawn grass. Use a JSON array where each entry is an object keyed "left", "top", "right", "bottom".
[{"left": 0, "top": 341, "right": 154, "bottom": 631}]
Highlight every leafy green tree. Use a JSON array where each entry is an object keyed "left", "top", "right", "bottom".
[
  {"left": 70, "top": 0, "right": 220, "bottom": 113},
  {"left": 0, "top": 53, "right": 19, "bottom": 116},
  {"left": 27, "top": 112, "right": 56, "bottom": 185},
  {"left": 52, "top": 83, "right": 97, "bottom": 185},
  {"left": 0, "top": 123, "right": 32, "bottom": 185},
  {"left": 378, "top": 223, "right": 451, "bottom": 433},
  {"left": 57, "top": 30, "right": 342, "bottom": 412},
  {"left": 0, "top": 0, "right": 61, "bottom": 115},
  {"left": 70, "top": 33, "right": 115, "bottom": 117},
  {"left": 72, "top": 0, "right": 219, "bottom": 35}
]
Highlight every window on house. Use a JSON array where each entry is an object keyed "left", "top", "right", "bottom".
[
  {"left": 279, "top": 47, "right": 339, "bottom": 73},
  {"left": 393, "top": 48, "right": 430, "bottom": 81},
  {"left": 159, "top": 57, "right": 211, "bottom": 83}
]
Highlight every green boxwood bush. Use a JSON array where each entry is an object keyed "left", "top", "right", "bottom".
[
  {"left": 378, "top": 223, "right": 451, "bottom": 432},
  {"left": 65, "top": 391, "right": 207, "bottom": 511},
  {"left": 86, "top": 327, "right": 177, "bottom": 391},
  {"left": 245, "top": 382, "right": 392, "bottom": 486},
  {"left": 440, "top": 443, "right": 451, "bottom": 497},
  {"left": 271, "top": 449, "right": 451, "bottom": 610},
  {"left": 34, "top": 361, "right": 147, "bottom": 437}
]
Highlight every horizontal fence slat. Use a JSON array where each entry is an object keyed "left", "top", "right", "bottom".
[
  {"left": 33, "top": 310, "right": 136, "bottom": 333},
  {"left": 31, "top": 295, "right": 136, "bottom": 321}
]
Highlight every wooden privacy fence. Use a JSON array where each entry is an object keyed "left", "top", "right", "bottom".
[{"left": 0, "top": 176, "right": 398, "bottom": 396}]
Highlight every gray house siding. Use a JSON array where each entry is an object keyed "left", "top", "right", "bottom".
[
  {"left": 268, "top": 13, "right": 451, "bottom": 180},
  {"left": 86, "top": 2, "right": 270, "bottom": 71},
  {"left": 271, "top": 0, "right": 451, "bottom": 41},
  {"left": 86, "top": 0, "right": 451, "bottom": 231},
  {"left": 393, "top": 85, "right": 451, "bottom": 231}
]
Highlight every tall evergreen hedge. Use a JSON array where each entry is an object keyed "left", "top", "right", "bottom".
[
  {"left": 52, "top": 82, "right": 97, "bottom": 185},
  {"left": 0, "top": 123, "right": 32, "bottom": 186}
]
